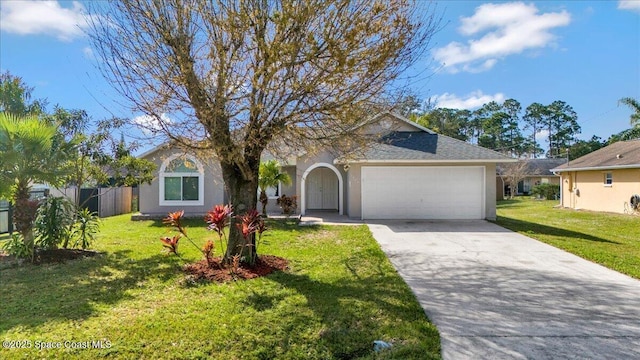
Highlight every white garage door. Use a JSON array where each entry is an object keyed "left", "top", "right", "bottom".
[{"left": 361, "top": 166, "right": 485, "bottom": 220}]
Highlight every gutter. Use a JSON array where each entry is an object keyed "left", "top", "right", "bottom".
[{"left": 551, "top": 163, "right": 640, "bottom": 173}]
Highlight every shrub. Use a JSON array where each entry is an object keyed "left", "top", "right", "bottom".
[
  {"left": 72, "top": 208, "right": 101, "bottom": 249},
  {"left": 2, "top": 233, "right": 32, "bottom": 259},
  {"left": 276, "top": 194, "right": 297, "bottom": 216},
  {"left": 34, "top": 196, "right": 75, "bottom": 250},
  {"left": 531, "top": 183, "right": 560, "bottom": 200}
]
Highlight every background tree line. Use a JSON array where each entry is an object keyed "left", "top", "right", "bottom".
[
  {"left": 398, "top": 95, "right": 640, "bottom": 160},
  {"left": 1, "top": 71, "right": 155, "bottom": 259}
]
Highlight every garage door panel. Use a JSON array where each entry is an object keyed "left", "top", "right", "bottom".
[{"left": 361, "top": 166, "right": 484, "bottom": 220}]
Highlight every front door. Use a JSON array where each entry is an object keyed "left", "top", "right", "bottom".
[{"left": 307, "top": 167, "right": 338, "bottom": 210}]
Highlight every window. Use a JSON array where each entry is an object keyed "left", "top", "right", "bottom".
[
  {"left": 159, "top": 154, "right": 204, "bottom": 206},
  {"left": 604, "top": 172, "right": 613, "bottom": 186}
]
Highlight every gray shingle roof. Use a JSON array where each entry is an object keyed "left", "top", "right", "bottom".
[
  {"left": 345, "top": 132, "right": 511, "bottom": 162},
  {"left": 497, "top": 158, "right": 567, "bottom": 176},
  {"left": 552, "top": 139, "right": 640, "bottom": 171}
]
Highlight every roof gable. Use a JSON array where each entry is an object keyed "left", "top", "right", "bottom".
[
  {"left": 552, "top": 139, "right": 640, "bottom": 172},
  {"left": 360, "top": 111, "right": 435, "bottom": 134}
]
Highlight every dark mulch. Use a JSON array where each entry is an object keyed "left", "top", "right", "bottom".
[
  {"left": 33, "top": 249, "right": 99, "bottom": 264},
  {"left": 0, "top": 249, "right": 99, "bottom": 266},
  {"left": 183, "top": 255, "right": 289, "bottom": 283}
]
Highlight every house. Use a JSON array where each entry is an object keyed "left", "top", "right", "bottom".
[
  {"left": 551, "top": 139, "right": 640, "bottom": 214},
  {"left": 137, "top": 112, "right": 513, "bottom": 220},
  {"left": 496, "top": 158, "right": 567, "bottom": 199}
]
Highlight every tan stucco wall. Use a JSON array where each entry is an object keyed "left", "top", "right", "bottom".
[
  {"left": 559, "top": 168, "right": 640, "bottom": 214},
  {"left": 139, "top": 148, "right": 225, "bottom": 216}
]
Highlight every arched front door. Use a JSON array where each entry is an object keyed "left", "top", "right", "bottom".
[
  {"left": 306, "top": 167, "right": 338, "bottom": 210},
  {"left": 300, "top": 163, "right": 344, "bottom": 215}
]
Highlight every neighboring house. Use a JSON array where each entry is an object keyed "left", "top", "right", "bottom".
[
  {"left": 496, "top": 158, "right": 567, "bottom": 199},
  {"left": 551, "top": 139, "right": 640, "bottom": 214},
  {"left": 137, "top": 112, "right": 513, "bottom": 220}
]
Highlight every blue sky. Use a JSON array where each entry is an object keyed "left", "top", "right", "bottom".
[{"left": 1, "top": 1, "right": 639, "bottom": 152}]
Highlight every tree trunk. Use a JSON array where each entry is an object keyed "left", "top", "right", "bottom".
[
  {"left": 259, "top": 190, "right": 268, "bottom": 216},
  {"left": 221, "top": 160, "right": 260, "bottom": 265},
  {"left": 12, "top": 179, "right": 39, "bottom": 257}
]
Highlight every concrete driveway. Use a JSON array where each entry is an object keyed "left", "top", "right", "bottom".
[{"left": 367, "top": 220, "right": 640, "bottom": 359}]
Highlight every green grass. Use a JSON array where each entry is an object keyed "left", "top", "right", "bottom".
[
  {"left": 496, "top": 197, "right": 640, "bottom": 279},
  {"left": 0, "top": 215, "right": 440, "bottom": 359}
]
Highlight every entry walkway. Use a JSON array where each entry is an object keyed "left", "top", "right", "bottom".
[
  {"left": 368, "top": 220, "right": 640, "bottom": 359},
  {"left": 298, "top": 211, "right": 363, "bottom": 226}
]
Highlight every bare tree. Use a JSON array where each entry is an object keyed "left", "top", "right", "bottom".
[
  {"left": 499, "top": 161, "right": 537, "bottom": 199},
  {"left": 87, "top": 0, "right": 440, "bottom": 262}
]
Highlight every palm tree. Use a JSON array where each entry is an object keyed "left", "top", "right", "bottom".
[
  {"left": 258, "top": 160, "right": 291, "bottom": 216},
  {"left": 0, "top": 112, "right": 66, "bottom": 251},
  {"left": 619, "top": 97, "right": 640, "bottom": 127}
]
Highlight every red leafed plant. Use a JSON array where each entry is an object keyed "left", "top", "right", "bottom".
[
  {"left": 160, "top": 234, "right": 181, "bottom": 255},
  {"left": 161, "top": 205, "right": 286, "bottom": 283},
  {"left": 235, "top": 209, "right": 266, "bottom": 265},
  {"left": 161, "top": 205, "right": 236, "bottom": 267},
  {"left": 161, "top": 210, "right": 202, "bottom": 256},
  {"left": 204, "top": 204, "right": 233, "bottom": 257},
  {"left": 202, "top": 240, "right": 215, "bottom": 265},
  {"left": 163, "top": 210, "right": 185, "bottom": 233}
]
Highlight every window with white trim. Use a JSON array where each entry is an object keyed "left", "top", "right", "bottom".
[
  {"left": 604, "top": 172, "right": 613, "bottom": 186},
  {"left": 159, "top": 155, "right": 204, "bottom": 206}
]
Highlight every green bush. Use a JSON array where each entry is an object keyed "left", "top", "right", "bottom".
[
  {"left": 34, "top": 196, "right": 75, "bottom": 249},
  {"left": 72, "top": 208, "right": 101, "bottom": 250},
  {"left": 531, "top": 183, "right": 560, "bottom": 200},
  {"left": 2, "top": 233, "right": 32, "bottom": 259}
]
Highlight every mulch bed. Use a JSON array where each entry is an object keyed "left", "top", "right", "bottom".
[
  {"left": 33, "top": 249, "right": 99, "bottom": 264},
  {"left": 183, "top": 255, "right": 289, "bottom": 283}
]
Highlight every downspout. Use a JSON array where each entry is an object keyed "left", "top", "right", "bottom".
[{"left": 552, "top": 171, "right": 562, "bottom": 207}]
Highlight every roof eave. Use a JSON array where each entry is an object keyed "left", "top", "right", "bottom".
[
  {"left": 551, "top": 164, "right": 640, "bottom": 173},
  {"left": 335, "top": 158, "right": 517, "bottom": 164}
]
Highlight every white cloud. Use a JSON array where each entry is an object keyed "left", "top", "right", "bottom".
[
  {"left": 132, "top": 113, "right": 172, "bottom": 134},
  {"left": 82, "top": 47, "right": 94, "bottom": 59},
  {"left": 0, "top": 1, "right": 88, "bottom": 41},
  {"left": 433, "top": 2, "right": 571, "bottom": 73},
  {"left": 431, "top": 90, "right": 506, "bottom": 110},
  {"left": 618, "top": 1, "right": 640, "bottom": 12}
]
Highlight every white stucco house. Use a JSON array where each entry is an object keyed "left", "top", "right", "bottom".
[{"left": 136, "top": 112, "right": 513, "bottom": 220}]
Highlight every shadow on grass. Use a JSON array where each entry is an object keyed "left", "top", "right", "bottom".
[
  {"left": 0, "top": 250, "right": 183, "bottom": 332},
  {"left": 495, "top": 216, "right": 620, "bottom": 244},
  {"left": 245, "top": 268, "right": 439, "bottom": 359}
]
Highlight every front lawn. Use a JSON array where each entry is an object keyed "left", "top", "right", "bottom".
[
  {"left": 0, "top": 215, "right": 440, "bottom": 359},
  {"left": 496, "top": 197, "right": 640, "bottom": 279}
]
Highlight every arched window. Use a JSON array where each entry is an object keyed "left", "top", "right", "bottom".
[{"left": 159, "top": 154, "right": 204, "bottom": 206}]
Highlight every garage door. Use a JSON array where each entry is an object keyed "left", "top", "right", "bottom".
[{"left": 361, "top": 166, "right": 484, "bottom": 220}]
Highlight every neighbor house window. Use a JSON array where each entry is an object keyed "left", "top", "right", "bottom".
[
  {"left": 159, "top": 154, "right": 204, "bottom": 206},
  {"left": 604, "top": 172, "right": 613, "bottom": 186}
]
